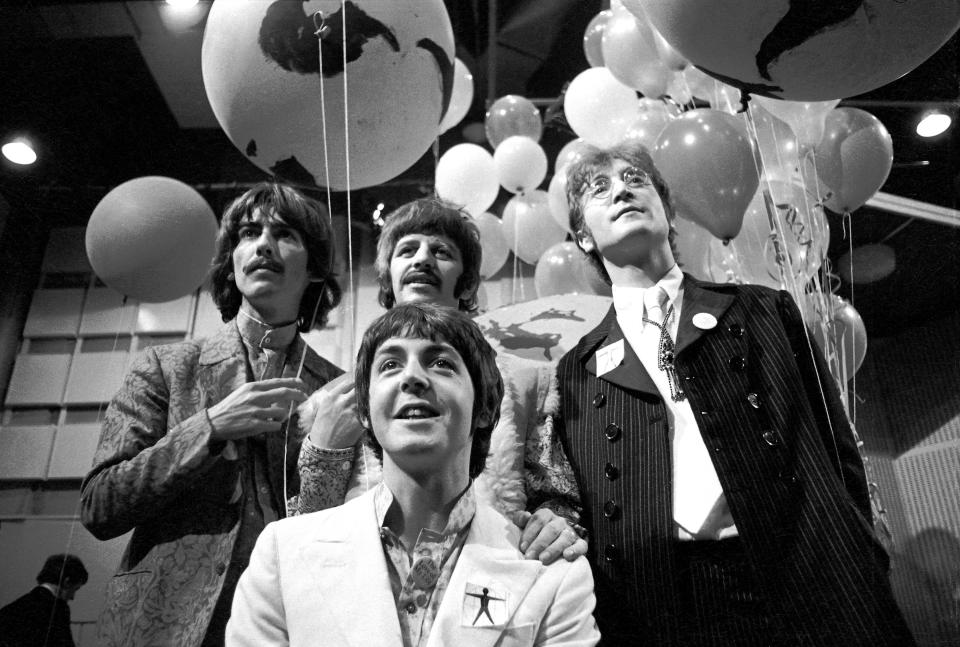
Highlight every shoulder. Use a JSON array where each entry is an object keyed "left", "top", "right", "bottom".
[{"left": 272, "top": 491, "right": 369, "bottom": 539}]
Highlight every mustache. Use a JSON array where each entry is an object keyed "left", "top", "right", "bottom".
[
  {"left": 245, "top": 257, "right": 284, "bottom": 274},
  {"left": 402, "top": 269, "right": 440, "bottom": 285}
]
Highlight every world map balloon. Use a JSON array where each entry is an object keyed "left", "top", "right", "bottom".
[
  {"left": 202, "top": 0, "right": 454, "bottom": 190},
  {"left": 641, "top": 0, "right": 960, "bottom": 100}
]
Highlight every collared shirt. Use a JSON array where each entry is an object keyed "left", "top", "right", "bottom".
[
  {"left": 374, "top": 482, "right": 476, "bottom": 647},
  {"left": 612, "top": 264, "right": 737, "bottom": 541}
]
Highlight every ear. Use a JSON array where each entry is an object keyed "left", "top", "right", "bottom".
[
  {"left": 575, "top": 229, "right": 595, "bottom": 253},
  {"left": 456, "top": 277, "right": 479, "bottom": 304}
]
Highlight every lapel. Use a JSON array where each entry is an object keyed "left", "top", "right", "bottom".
[
  {"left": 428, "top": 505, "right": 544, "bottom": 647},
  {"left": 197, "top": 320, "right": 249, "bottom": 411},
  {"left": 577, "top": 304, "right": 660, "bottom": 397},
  {"left": 674, "top": 274, "right": 736, "bottom": 358},
  {"left": 301, "top": 493, "right": 403, "bottom": 647}
]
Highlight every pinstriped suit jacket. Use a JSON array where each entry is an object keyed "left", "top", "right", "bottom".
[{"left": 553, "top": 276, "right": 912, "bottom": 646}]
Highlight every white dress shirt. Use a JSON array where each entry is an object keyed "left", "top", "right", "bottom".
[{"left": 612, "top": 264, "right": 737, "bottom": 540}]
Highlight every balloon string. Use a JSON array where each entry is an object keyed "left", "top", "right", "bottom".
[
  {"left": 283, "top": 285, "right": 326, "bottom": 513},
  {"left": 341, "top": 0, "right": 356, "bottom": 362},
  {"left": 314, "top": 11, "right": 335, "bottom": 228}
]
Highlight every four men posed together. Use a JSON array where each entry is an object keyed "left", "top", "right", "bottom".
[{"left": 78, "top": 141, "right": 912, "bottom": 646}]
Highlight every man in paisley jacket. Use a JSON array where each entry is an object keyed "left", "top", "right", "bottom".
[
  {"left": 295, "top": 198, "right": 587, "bottom": 565},
  {"left": 80, "top": 182, "right": 343, "bottom": 647}
]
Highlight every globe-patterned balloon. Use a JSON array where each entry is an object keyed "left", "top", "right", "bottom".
[
  {"left": 642, "top": 0, "right": 960, "bottom": 100},
  {"left": 202, "top": 0, "right": 454, "bottom": 190}
]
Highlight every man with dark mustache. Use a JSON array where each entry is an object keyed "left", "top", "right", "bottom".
[
  {"left": 80, "top": 182, "right": 343, "bottom": 647},
  {"left": 294, "top": 198, "right": 588, "bottom": 566},
  {"left": 549, "top": 142, "right": 913, "bottom": 645}
]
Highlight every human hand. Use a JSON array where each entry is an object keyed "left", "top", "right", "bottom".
[
  {"left": 207, "top": 378, "right": 309, "bottom": 442},
  {"left": 307, "top": 373, "right": 364, "bottom": 450},
  {"left": 514, "top": 508, "right": 588, "bottom": 565}
]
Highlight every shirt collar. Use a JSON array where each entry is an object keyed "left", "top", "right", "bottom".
[
  {"left": 374, "top": 481, "right": 477, "bottom": 538},
  {"left": 236, "top": 308, "right": 298, "bottom": 352},
  {"left": 612, "top": 263, "right": 683, "bottom": 319}
]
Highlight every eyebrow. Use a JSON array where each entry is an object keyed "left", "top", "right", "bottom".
[{"left": 374, "top": 340, "right": 457, "bottom": 358}]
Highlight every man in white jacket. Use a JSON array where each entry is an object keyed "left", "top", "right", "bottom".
[{"left": 228, "top": 303, "right": 600, "bottom": 646}]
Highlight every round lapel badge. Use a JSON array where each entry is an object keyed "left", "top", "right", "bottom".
[
  {"left": 410, "top": 556, "right": 440, "bottom": 589},
  {"left": 692, "top": 312, "right": 718, "bottom": 330}
]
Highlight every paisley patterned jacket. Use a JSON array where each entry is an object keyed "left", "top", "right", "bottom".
[{"left": 80, "top": 320, "right": 341, "bottom": 647}]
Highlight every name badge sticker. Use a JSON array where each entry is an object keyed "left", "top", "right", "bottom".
[{"left": 595, "top": 339, "right": 625, "bottom": 377}]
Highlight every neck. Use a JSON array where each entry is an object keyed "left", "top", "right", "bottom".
[
  {"left": 381, "top": 460, "right": 469, "bottom": 551},
  {"left": 239, "top": 301, "right": 298, "bottom": 328},
  {"left": 603, "top": 248, "right": 675, "bottom": 288}
]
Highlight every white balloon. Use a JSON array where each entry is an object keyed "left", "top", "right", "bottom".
[
  {"left": 501, "top": 191, "right": 567, "bottom": 264},
  {"left": 473, "top": 212, "right": 510, "bottom": 278},
  {"left": 439, "top": 58, "right": 474, "bottom": 133},
  {"left": 563, "top": 67, "right": 639, "bottom": 147},
  {"left": 493, "top": 136, "right": 548, "bottom": 194},
  {"left": 435, "top": 144, "right": 499, "bottom": 216}
]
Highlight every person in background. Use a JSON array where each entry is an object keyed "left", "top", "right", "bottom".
[
  {"left": 227, "top": 303, "right": 600, "bottom": 646},
  {"left": 0, "top": 553, "right": 88, "bottom": 647},
  {"left": 294, "top": 198, "right": 586, "bottom": 565},
  {"left": 80, "top": 182, "right": 343, "bottom": 647},
  {"left": 546, "top": 142, "right": 914, "bottom": 645}
]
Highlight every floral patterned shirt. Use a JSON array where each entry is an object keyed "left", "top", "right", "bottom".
[{"left": 374, "top": 483, "right": 475, "bottom": 647}]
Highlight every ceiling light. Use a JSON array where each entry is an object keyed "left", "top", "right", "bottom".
[
  {"left": 166, "top": 0, "right": 199, "bottom": 8},
  {"left": 916, "top": 112, "right": 951, "bottom": 138},
  {"left": 2, "top": 139, "right": 37, "bottom": 165}
]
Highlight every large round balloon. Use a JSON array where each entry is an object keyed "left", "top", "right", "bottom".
[
  {"left": 653, "top": 109, "right": 759, "bottom": 240},
  {"left": 534, "top": 242, "right": 595, "bottom": 298},
  {"left": 493, "top": 136, "right": 547, "bottom": 195},
  {"left": 547, "top": 172, "right": 572, "bottom": 233},
  {"left": 752, "top": 96, "right": 839, "bottom": 149},
  {"left": 837, "top": 243, "right": 896, "bottom": 284},
  {"left": 642, "top": 0, "right": 960, "bottom": 100},
  {"left": 439, "top": 58, "right": 474, "bottom": 134},
  {"left": 583, "top": 10, "right": 612, "bottom": 68},
  {"left": 435, "top": 144, "right": 499, "bottom": 216},
  {"left": 813, "top": 108, "right": 894, "bottom": 213},
  {"left": 472, "top": 212, "right": 510, "bottom": 278},
  {"left": 501, "top": 191, "right": 567, "bottom": 264},
  {"left": 86, "top": 177, "right": 218, "bottom": 302},
  {"left": 564, "top": 67, "right": 640, "bottom": 147},
  {"left": 485, "top": 95, "right": 542, "bottom": 148},
  {"left": 601, "top": 5, "right": 671, "bottom": 98},
  {"left": 810, "top": 293, "right": 868, "bottom": 378},
  {"left": 202, "top": 0, "right": 454, "bottom": 190}
]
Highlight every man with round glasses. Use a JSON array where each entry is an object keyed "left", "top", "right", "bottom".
[{"left": 546, "top": 142, "right": 913, "bottom": 644}]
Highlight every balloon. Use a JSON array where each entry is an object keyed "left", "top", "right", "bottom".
[
  {"left": 547, "top": 172, "right": 572, "bottom": 233},
  {"left": 202, "top": 0, "right": 454, "bottom": 190},
  {"left": 810, "top": 294, "right": 868, "bottom": 378},
  {"left": 473, "top": 212, "right": 510, "bottom": 278},
  {"left": 654, "top": 30, "right": 688, "bottom": 71},
  {"left": 665, "top": 73, "right": 692, "bottom": 105},
  {"left": 555, "top": 138, "right": 596, "bottom": 173},
  {"left": 601, "top": 6, "right": 672, "bottom": 97},
  {"left": 748, "top": 103, "right": 800, "bottom": 182},
  {"left": 493, "top": 136, "right": 548, "bottom": 194},
  {"left": 724, "top": 178, "right": 826, "bottom": 289},
  {"left": 672, "top": 215, "right": 713, "bottom": 281},
  {"left": 814, "top": 108, "right": 893, "bottom": 213},
  {"left": 623, "top": 108, "right": 671, "bottom": 150},
  {"left": 501, "top": 191, "right": 567, "bottom": 264},
  {"left": 534, "top": 242, "right": 595, "bottom": 298},
  {"left": 653, "top": 109, "right": 759, "bottom": 240},
  {"left": 439, "top": 58, "right": 474, "bottom": 134},
  {"left": 641, "top": 0, "right": 960, "bottom": 100},
  {"left": 752, "top": 96, "right": 840, "bottom": 149},
  {"left": 86, "top": 177, "right": 217, "bottom": 302},
  {"left": 485, "top": 95, "right": 542, "bottom": 148},
  {"left": 583, "top": 10, "right": 612, "bottom": 68},
  {"left": 435, "top": 144, "right": 499, "bottom": 216},
  {"left": 837, "top": 243, "right": 896, "bottom": 284},
  {"left": 564, "top": 68, "right": 640, "bottom": 148}
]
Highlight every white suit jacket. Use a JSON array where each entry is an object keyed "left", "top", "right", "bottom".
[{"left": 227, "top": 489, "right": 600, "bottom": 647}]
